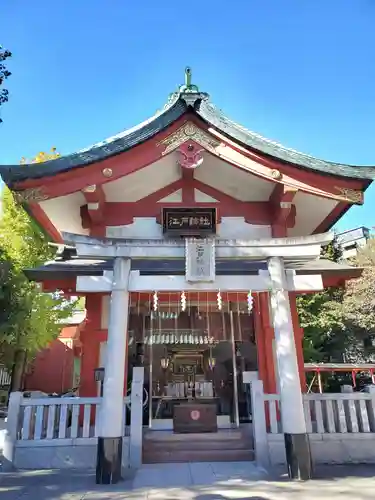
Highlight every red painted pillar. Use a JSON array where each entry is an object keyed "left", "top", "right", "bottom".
[
  {"left": 254, "top": 294, "right": 268, "bottom": 388},
  {"left": 289, "top": 292, "right": 306, "bottom": 393},
  {"left": 79, "top": 330, "right": 100, "bottom": 397},
  {"left": 255, "top": 292, "right": 278, "bottom": 427},
  {"left": 259, "top": 292, "right": 277, "bottom": 394},
  {"left": 79, "top": 294, "right": 103, "bottom": 397}
]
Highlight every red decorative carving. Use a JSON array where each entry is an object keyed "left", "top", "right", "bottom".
[{"left": 177, "top": 141, "right": 204, "bottom": 170}]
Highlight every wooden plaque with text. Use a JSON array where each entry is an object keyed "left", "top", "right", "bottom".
[{"left": 173, "top": 403, "right": 217, "bottom": 433}]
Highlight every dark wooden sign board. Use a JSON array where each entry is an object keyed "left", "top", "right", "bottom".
[
  {"left": 162, "top": 207, "right": 217, "bottom": 236},
  {"left": 173, "top": 403, "right": 218, "bottom": 433}
]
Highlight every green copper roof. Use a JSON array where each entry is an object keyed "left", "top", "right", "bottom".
[{"left": 1, "top": 69, "right": 375, "bottom": 186}]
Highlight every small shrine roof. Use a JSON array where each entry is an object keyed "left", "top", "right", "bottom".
[{"left": 1, "top": 68, "right": 375, "bottom": 186}]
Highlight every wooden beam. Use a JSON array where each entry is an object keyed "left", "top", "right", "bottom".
[
  {"left": 192, "top": 179, "right": 271, "bottom": 225},
  {"left": 97, "top": 177, "right": 271, "bottom": 226},
  {"left": 181, "top": 168, "right": 194, "bottom": 203},
  {"left": 269, "top": 184, "right": 298, "bottom": 237},
  {"left": 63, "top": 231, "right": 333, "bottom": 261},
  {"left": 76, "top": 270, "right": 324, "bottom": 293},
  {"left": 82, "top": 184, "right": 106, "bottom": 226}
]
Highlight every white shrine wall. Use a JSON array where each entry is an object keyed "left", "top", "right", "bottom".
[
  {"left": 40, "top": 193, "right": 90, "bottom": 236},
  {"left": 287, "top": 192, "right": 338, "bottom": 237},
  {"left": 105, "top": 217, "right": 272, "bottom": 240}
]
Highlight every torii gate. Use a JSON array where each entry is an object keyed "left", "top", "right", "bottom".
[{"left": 63, "top": 231, "right": 333, "bottom": 482}]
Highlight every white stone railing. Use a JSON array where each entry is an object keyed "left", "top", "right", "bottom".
[
  {"left": 303, "top": 392, "right": 375, "bottom": 434},
  {"left": 248, "top": 380, "right": 375, "bottom": 468},
  {"left": 263, "top": 391, "right": 375, "bottom": 435},
  {"left": 9, "top": 394, "right": 130, "bottom": 442},
  {"left": 3, "top": 368, "right": 145, "bottom": 470},
  {"left": 0, "top": 364, "right": 11, "bottom": 388}
]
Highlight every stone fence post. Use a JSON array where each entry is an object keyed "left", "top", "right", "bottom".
[
  {"left": 364, "top": 385, "right": 375, "bottom": 431},
  {"left": 364, "top": 385, "right": 375, "bottom": 395},
  {"left": 129, "top": 367, "right": 144, "bottom": 469},
  {"left": 341, "top": 385, "right": 354, "bottom": 393},
  {"left": 2, "top": 391, "right": 22, "bottom": 471},
  {"left": 249, "top": 380, "right": 270, "bottom": 468}
]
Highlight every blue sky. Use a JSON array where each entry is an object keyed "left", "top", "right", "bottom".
[{"left": 1, "top": 0, "right": 375, "bottom": 231}]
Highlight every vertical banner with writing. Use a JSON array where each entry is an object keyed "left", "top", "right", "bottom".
[{"left": 185, "top": 238, "right": 216, "bottom": 282}]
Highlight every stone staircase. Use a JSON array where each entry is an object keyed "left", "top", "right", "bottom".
[{"left": 142, "top": 427, "right": 254, "bottom": 463}]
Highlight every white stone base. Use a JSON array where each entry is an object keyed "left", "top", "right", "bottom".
[
  {"left": 11, "top": 437, "right": 130, "bottom": 470},
  {"left": 268, "top": 433, "right": 375, "bottom": 466}
]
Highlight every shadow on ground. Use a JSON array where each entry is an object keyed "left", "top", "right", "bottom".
[
  {"left": 0, "top": 464, "right": 374, "bottom": 499},
  {"left": 310, "top": 464, "right": 375, "bottom": 480},
  {"left": 0, "top": 470, "right": 98, "bottom": 500},
  {"left": 195, "top": 496, "right": 268, "bottom": 500}
]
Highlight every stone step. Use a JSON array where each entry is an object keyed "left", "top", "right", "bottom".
[
  {"left": 143, "top": 448, "right": 255, "bottom": 464},
  {"left": 142, "top": 428, "right": 254, "bottom": 463},
  {"left": 144, "top": 438, "right": 251, "bottom": 452},
  {"left": 143, "top": 429, "right": 249, "bottom": 442}
]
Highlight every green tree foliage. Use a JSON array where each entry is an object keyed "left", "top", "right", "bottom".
[
  {"left": 341, "top": 238, "right": 375, "bottom": 362},
  {"left": 297, "top": 240, "right": 347, "bottom": 362},
  {"left": 0, "top": 45, "right": 12, "bottom": 123},
  {"left": 1, "top": 148, "right": 60, "bottom": 272},
  {"left": 0, "top": 150, "right": 75, "bottom": 391},
  {"left": 298, "top": 235, "right": 375, "bottom": 376}
]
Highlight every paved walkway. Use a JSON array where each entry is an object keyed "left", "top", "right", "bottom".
[{"left": 0, "top": 463, "right": 375, "bottom": 499}]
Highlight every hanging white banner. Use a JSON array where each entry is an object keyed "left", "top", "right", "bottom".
[{"left": 185, "top": 238, "right": 216, "bottom": 282}]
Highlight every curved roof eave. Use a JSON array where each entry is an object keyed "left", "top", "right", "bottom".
[
  {"left": 196, "top": 100, "right": 375, "bottom": 181},
  {"left": 0, "top": 96, "right": 188, "bottom": 187},
  {"left": 1, "top": 92, "right": 375, "bottom": 186}
]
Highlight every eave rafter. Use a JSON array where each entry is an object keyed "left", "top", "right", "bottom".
[
  {"left": 82, "top": 184, "right": 106, "bottom": 225},
  {"left": 269, "top": 184, "right": 298, "bottom": 237}
]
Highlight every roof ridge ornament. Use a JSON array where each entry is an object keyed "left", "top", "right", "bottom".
[
  {"left": 165, "top": 67, "right": 209, "bottom": 109},
  {"left": 179, "top": 67, "right": 200, "bottom": 93}
]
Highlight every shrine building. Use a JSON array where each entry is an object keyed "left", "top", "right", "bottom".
[{"left": 1, "top": 68, "right": 375, "bottom": 482}]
